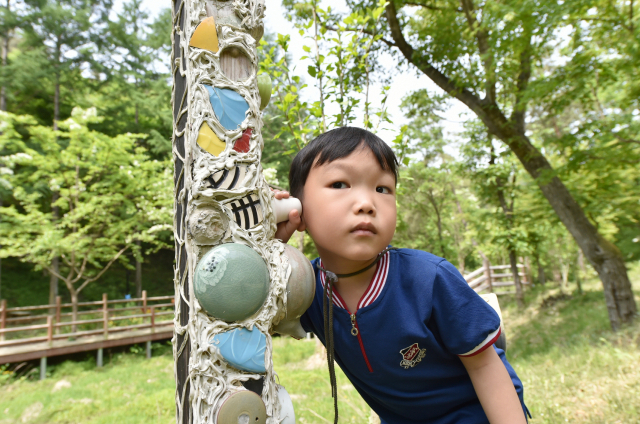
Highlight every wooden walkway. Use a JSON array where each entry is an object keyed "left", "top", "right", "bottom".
[
  {"left": 464, "top": 263, "right": 531, "bottom": 294},
  {"left": 0, "top": 323, "right": 173, "bottom": 364},
  {"left": 0, "top": 292, "right": 174, "bottom": 371}
]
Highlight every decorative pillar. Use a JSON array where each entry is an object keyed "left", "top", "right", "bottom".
[{"left": 171, "top": 1, "right": 312, "bottom": 424}]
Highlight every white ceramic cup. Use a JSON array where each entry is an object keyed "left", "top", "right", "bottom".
[{"left": 272, "top": 196, "right": 302, "bottom": 223}]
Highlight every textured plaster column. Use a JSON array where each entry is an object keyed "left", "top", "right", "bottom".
[{"left": 171, "top": 1, "right": 304, "bottom": 423}]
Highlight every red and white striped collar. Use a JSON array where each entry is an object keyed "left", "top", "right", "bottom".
[{"left": 318, "top": 250, "right": 391, "bottom": 312}]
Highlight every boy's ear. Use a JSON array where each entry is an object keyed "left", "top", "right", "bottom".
[{"left": 297, "top": 214, "right": 307, "bottom": 232}]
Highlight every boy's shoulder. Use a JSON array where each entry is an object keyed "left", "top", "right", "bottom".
[{"left": 391, "top": 247, "right": 452, "bottom": 273}]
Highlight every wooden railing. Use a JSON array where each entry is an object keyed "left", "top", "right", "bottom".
[
  {"left": 465, "top": 264, "right": 530, "bottom": 295},
  {"left": 0, "top": 291, "right": 174, "bottom": 347}
]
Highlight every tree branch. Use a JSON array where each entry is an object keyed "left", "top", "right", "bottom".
[
  {"left": 43, "top": 264, "right": 71, "bottom": 289},
  {"left": 511, "top": 30, "right": 532, "bottom": 133},
  {"left": 384, "top": 1, "right": 494, "bottom": 125},
  {"left": 403, "top": 1, "right": 462, "bottom": 12},
  {"left": 385, "top": 1, "right": 414, "bottom": 59},
  {"left": 324, "top": 24, "right": 396, "bottom": 49},
  {"left": 619, "top": 138, "right": 640, "bottom": 146},
  {"left": 76, "top": 246, "right": 129, "bottom": 294},
  {"left": 459, "top": 0, "right": 495, "bottom": 102},
  {"left": 70, "top": 255, "right": 89, "bottom": 285}
]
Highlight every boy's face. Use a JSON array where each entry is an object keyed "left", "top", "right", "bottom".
[{"left": 300, "top": 146, "right": 397, "bottom": 268}]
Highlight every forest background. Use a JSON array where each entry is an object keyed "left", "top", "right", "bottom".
[{"left": 0, "top": 0, "right": 639, "bottom": 333}]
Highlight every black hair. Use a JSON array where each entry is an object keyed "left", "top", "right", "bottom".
[{"left": 288, "top": 127, "right": 399, "bottom": 198}]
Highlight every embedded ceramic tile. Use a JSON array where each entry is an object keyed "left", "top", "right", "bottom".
[
  {"left": 189, "top": 16, "right": 219, "bottom": 53},
  {"left": 223, "top": 194, "right": 263, "bottom": 230},
  {"left": 194, "top": 244, "right": 269, "bottom": 322},
  {"left": 197, "top": 122, "right": 226, "bottom": 156},
  {"left": 233, "top": 129, "right": 252, "bottom": 153},
  {"left": 204, "top": 85, "right": 250, "bottom": 131},
  {"left": 206, "top": 165, "right": 248, "bottom": 190},
  {"left": 212, "top": 327, "right": 266, "bottom": 373},
  {"left": 216, "top": 391, "right": 266, "bottom": 424}
]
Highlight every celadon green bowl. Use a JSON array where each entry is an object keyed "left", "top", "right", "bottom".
[{"left": 195, "top": 243, "right": 270, "bottom": 322}]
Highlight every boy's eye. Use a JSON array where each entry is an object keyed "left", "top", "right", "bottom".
[
  {"left": 331, "top": 182, "right": 348, "bottom": 189},
  {"left": 376, "top": 186, "right": 391, "bottom": 194}
]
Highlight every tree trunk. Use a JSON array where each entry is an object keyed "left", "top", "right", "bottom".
[
  {"left": 560, "top": 260, "right": 569, "bottom": 292},
  {"left": 575, "top": 253, "right": 583, "bottom": 294},
  {"left": 457, "top": 252, "right": 466, "bottom": 275},
  {"left": 535, "top": 252, "right": 546, "bottom": 286},
  {"left": 552, "top": 263, "right": 561, "bottom": 284},
  {"left": 53, "top": 80, "right": 60, "bottom": 130},
  {"left": 135, "top": 240, "right": 142, "bottom": 298},
  {"left": 49, "top": 193, "right": 59, "bottom": 313},
  {"left": 427, "top": 191, "right": 445, "bottom": 257},
  {"left": 384, "top": 1, "right": 637, "bottom": 330},
  {"left": 49, "top": 258, "right": 59, "bottom": 314},
  {"left": 0, "top": 198, "right": 2, "bottom": 300},
  {"left": 508, "top": 250, "right": 524, "bottom": 308},
  {"left": 0, "top": 0, "right": 9, "bottom": 112},
  {"left": 70, "top": 291, "right": 78, "bottom": 333}
]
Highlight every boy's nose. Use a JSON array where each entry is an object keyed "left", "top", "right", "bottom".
[{"left": 353, "top": 190, "right": 376, "bottom": 215}]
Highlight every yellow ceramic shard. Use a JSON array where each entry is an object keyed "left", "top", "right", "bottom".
[
  {"left": 197, "top": 123, "right": 226, "bottom": 156},
  {"left": 190, "top": 17, "right": 219, "bottom": 53}
]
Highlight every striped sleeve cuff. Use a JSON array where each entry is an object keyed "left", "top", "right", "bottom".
[{"left": 457, "top": 327, "right": 501, "bottom": 357}]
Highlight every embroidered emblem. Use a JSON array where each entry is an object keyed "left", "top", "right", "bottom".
[{"left": 399, "top": 343, "right": 426, "bottom": 369}]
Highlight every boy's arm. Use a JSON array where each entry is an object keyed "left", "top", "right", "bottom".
[{"left": 460, "top": 347, "right": 527, "bottom": 424}]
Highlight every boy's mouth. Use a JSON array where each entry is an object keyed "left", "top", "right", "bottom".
[{"left": 351, "top": 222, "right": 377, "bottom": 235}]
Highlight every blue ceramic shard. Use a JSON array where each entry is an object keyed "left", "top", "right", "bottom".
[
  {"left": 204, "top": 85, "right": 250, "bottom": 131},
  {"left": 212, "top": 327, "right": 266, "bottom": 373}
]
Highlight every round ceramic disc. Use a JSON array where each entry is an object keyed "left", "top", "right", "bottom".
[{"left": 217, "top": 391, "right": 266, "bottom": 424}]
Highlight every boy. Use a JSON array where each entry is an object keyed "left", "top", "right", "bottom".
[{"left": 274, "top": 127, "right": 528, "bottom": 424}]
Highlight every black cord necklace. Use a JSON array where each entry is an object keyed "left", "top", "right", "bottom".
[
  {"left": 317, "top": 246, "right": 397, "bottom": 424},
  {"left": 318, "top": 246, "right": 397, "bottom": 283}
]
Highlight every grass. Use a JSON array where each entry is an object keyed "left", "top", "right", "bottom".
[{"left": 0, "top": 263, "right": 639, "bottom": 423}]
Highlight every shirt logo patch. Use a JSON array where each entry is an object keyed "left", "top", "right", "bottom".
[{"left": 399, "top": 343, "right": 426, "bottom": 369}]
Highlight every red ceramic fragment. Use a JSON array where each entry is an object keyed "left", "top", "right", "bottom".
[{"left": 234, "top": 129, "right": 252, "bottom": 153}]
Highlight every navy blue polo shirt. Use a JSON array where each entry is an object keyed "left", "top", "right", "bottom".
[{"left": 300, "top": 248, "right": 526, "bottom": 424}]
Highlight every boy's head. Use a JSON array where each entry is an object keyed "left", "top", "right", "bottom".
[
  {"left": 288, "top": 127, "right": 399, "bottom": 266},
  {"left": 288, "top": 127, "right": 399, "bottom": 199}
]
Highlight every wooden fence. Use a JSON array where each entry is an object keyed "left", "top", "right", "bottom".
[
  {"left": 464, "top": 263, "right": 530, "bottom": 295},
  {"left": 0, "top": 291, "right": 174, "bottom": 368}
]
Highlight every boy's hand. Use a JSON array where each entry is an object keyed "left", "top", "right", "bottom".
[{"left": 273, "top": 190, "right": 305, "bottom": 243}]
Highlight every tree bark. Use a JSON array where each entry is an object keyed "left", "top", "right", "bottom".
[
  {"left": 53, "top": 79, "right": 60, "bottom": 131},
  {"left": 490, "top": 143, "right": 525, "bottom": 308},
  {"left": 426, "top": 190, "right": 445, "bottom": 257},
  {"left": 508, "top": 250, "right": 524, "bottom": 305},
  {"left": 385, "top": 1, "right": 637, "bottom": 329},
  {"left": 53, "top": 37, "right": 61, "bottom": 131},
  {"left": 135, "top": 240, "right": 142, "bottom": 298},
  {"left": 49, "top": 193, "right": 59, "bottom": 314},
  {"left": 534, "top": 251, "right": 546, "bottom": 286},
  {"left": 0, "top": 0, "right": 9, "bottom": 112},
  {"left": 0, "top": 198, "right": 2, "bottom": 300},
  {"left": 70, "top": 291, "right": 78, "bottom": 333}
]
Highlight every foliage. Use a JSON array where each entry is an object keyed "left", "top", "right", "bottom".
[{"left": 0, "top": 108, "right": 172, "bottom": 304}]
